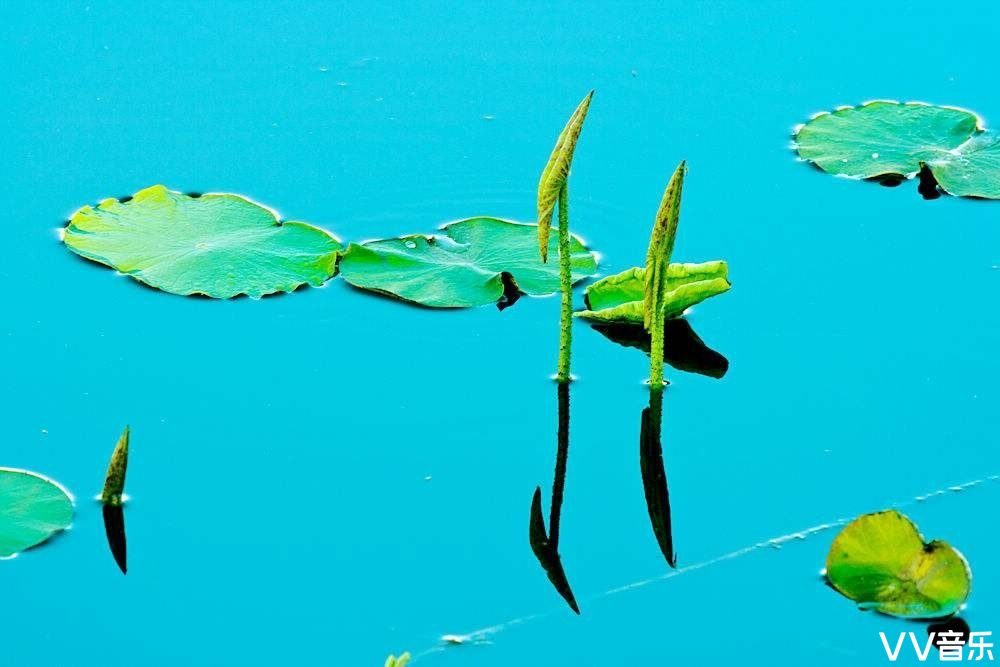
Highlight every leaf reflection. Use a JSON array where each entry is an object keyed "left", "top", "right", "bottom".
[
  {"left": 640, "top": 387, "right": 676, "bottom": 568},
  {"left": 528, "top": 381, "right": 580, "bottom": 614},
  {"left": 590, "top": 317, "right": 728, "bottom": 379}
]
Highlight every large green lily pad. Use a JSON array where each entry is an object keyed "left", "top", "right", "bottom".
[
  {"left": 576, "top": 261, "right": 730, "bottom": 324},
  {"left": 339, "top": 217, "right": 598, "bottom": 307},
  {"left": 794, "top": 101, "right": 1000, "bottom": 198},
  {"left": 0, "top": 468, "right": 74, "bottom": 558},
  {"left": 794, "top": 101, "right": 978, "bottom": 177},
  {"left": 825, "top": 510, "right": 971, "bottom": 619},
  {"left": 63, "top": 185, "right": 342, "bottom": 298}
]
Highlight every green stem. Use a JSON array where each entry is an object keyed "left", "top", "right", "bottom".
[
  {"left": 649, "top": 308, "right": 665, "bottom": 387},
  {"left": 556, "top": 182, "right": 573, "bottom": 383}
]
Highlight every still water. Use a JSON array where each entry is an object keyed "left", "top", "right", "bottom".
[{"left": 2, "top": 2, "right": 998, "bottom": 665}]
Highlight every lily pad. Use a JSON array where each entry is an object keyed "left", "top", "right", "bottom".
[
  {"left": 926, "top": 130, "right": 1000, "bottom": 198},
  {"left": 576, "top": 261, "right": 730, "bottom": 324},
  {"left": 825, "top": 510, "right": 971, "bottom": 619},
  {"left": 794, "top": 101, "right": 1000, "bottom": 198},
  {"left": 63, "top": 185, "right": 342, "bottom": 299},
  {"left": 794, "top": 101, "right": 979, "bottom": 178},
  {"left": 339, "top": 217, "right": 598, "bottom": 308},
  {"left": 0, "top": 468, "right": 74, "bottom": 558}
]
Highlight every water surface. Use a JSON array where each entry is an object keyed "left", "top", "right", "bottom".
[{"left": 2, "top": 2, "right": 998, "bottom": 665}]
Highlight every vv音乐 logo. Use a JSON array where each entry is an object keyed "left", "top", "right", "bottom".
[{"left": 880, "top": 631, "right": 994, "bottom": 662}]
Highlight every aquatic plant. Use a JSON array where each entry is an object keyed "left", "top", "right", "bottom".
[
  {"left": 101, "top": 426, "right": 130, "bottom": 574},
  {"left": 0, "top": 468, "right": 74, "bottom": 557},
  {"left": 384, "top": 652, "right": 410, "bottom": 667},
  {"left": 644, "top": 162, "right": 687, "bottom": 388},
  {"left": 63, "top": 185, "right": 342, "bottom": 298},
  {"left": 537, "top": 91, "right": 594, "bottom": 382},
  {"left": 63, "top": 187, "right": 601, "bottom": 308},
  {"left": 101, "top": 426, "right": 129, "bottom": 506},
  {"left": 576, "top": 261, "right": 730, "bottom": 325},
  {"left": 825, "top": 510, "right": 971, "bottom": 619},
  {"left": 794, "top": 101, "right": 1000, "bottom": 198},
  {"left": 340, "top": 217, "right": 597, "bottom": 307}
]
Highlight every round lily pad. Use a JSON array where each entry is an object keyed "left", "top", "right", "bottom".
[
  {"left": 794, "top": 101, "right": 1000, "bottom": 199},
  {"left": 794, "top": 101, "right": 979, "bottom": 179},
  {"left": 339, "top": 217, "right": 599, "bottom": 307},
  {"left": 63, "top": 185, "right": 342, "bottom": 299},
  {"left": 825, "top": 510, "right": 971, "bottom": 619},
  {"left": 576, "top": 261, "right": 730, "bottom": 324},
  {"left": 0, "top": 468, "right": 74, "bottom": 558}
]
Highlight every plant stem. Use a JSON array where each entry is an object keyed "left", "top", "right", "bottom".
[
  {"left": 556, "top": 182, "right": 573, "bottom": 382},
  {"left": 649, "top": 306, "right": 665, "bottom": 387}
]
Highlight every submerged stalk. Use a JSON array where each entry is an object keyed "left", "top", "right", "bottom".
[{"left": 556, "top": 183, "right": 573, "bottom": 383}]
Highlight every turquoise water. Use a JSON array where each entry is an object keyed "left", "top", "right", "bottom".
[{"left": 2, "top": 2, "right": 999, "bottom": 665}]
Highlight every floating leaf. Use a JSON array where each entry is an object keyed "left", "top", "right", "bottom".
[
  {"left": 537, "top": 91, "right": 594, "bottom": 262},
  {"left": 576, "top": 262, "right": 730, "bottom": 324},
  {"left": 63, "top": 185, "right": 342, "bottom": 298},
  {"left": 0, "top": 468, "right": 74, "bottom": 557},
  {"left": 794, "top": 101, "right": 1000, "bottom": 198},
  {"left": 925, "top": 130, "right": 1000, "bottom": 198},
  {"left": 795, "top": 102, "right": 979, "bottom": 177},
  {"left": 645, "top": 162, "right": 686, "bottom": 331},
  {"left": 339, "top": 217, "right": 598, "bottom": 308},
  {"left": 825, "top": 510, "right": 971, "bottom": 619}
]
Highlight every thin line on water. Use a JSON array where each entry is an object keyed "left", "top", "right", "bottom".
[{"left": 411, "top": 473, "right": 998, "bottom": 661}]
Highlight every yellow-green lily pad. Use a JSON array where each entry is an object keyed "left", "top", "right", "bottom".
[
  {"left": 576, "top": 261, "right": 730, "bottom": 324},
  {"left": 825, "top": 510, "right": 971, "bottom": 619}
]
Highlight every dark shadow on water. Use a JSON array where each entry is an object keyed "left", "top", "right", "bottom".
[
  {"left": 928, "top": 617, "right": 969, "bottom": 646},
  {"left": 917, "top": 164, "right": 943, "bottom": 200},
  {"left": 590, "top": 318, "right": 728, "bottom": 379},
  {"left": 640, "top": 387, "right": 676, "bottom": 568},
  {"left": 102, "top": 504, "right": 128, "bottom": 574},
  {"left": 528, "top": 381, "right": 580, "bottom": 614},
  {"left": 868, "top": 173, "right": 906, "bottom": 188},
  {"left": 496, "top": 271, "right": 522, "bottom": 311}
]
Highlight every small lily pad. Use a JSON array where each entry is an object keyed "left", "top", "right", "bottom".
[
  {"left": 339, "top": 217, "right": 598, "bottom": 307},
  {"left": 63, "top": 185, "right": 342, "bottom": 298},
  {"left": 0, "top": 468, "right": 74, "bottom": 558},
  {"left": 825, "top": 510, "right": 971, "bottom": 619},
  {"left": 576, "top": 261, "right": 730, "bottom": 324},
  {"left": 384, "top": 653, "right": 410, "bottom": 667},
  {"left": 926, "top": 130, "right": 1000, "bottom": 198}
]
